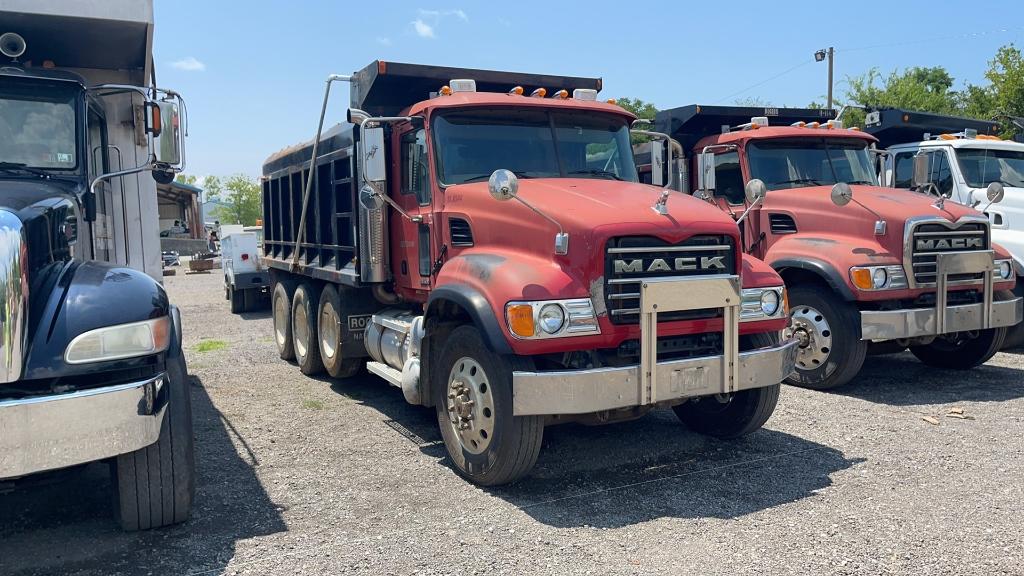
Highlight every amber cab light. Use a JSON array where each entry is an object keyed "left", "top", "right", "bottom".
[{"left": 506, "top": 304, "right": 535, "bottom": 337}]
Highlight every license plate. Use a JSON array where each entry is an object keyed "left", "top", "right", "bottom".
[{"left": 669, "top": 366, "right": 709, "bottom": 395}]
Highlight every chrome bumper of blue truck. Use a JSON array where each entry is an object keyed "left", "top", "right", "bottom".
[{"left": 0, "top": 374, "right": 167, "bottom": 479}]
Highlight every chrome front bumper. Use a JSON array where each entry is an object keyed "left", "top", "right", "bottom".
[
  {"left": 0, "top": 374, "right": 167, "bottom": 479},
  {"left": 512, "top": 338, "right": 798, "bottom": 416},
  {"left": 861, "top": 251, "right": 1023, "bottom": 340},
  {"left": 512, "top": 275, "right": 798, "bottom": 417}
]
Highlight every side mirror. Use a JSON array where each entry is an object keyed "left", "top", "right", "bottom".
[
  {"left": 361, "top": 126, "right": 387, "bottom": 182},
  {"left": 83, "top": 189, "right": 97, "bottom": 222},
  {"left": 697, "top": 152, "right": 716, "bottom": 193},
  {"left": 912, "top": 154, "right": 931, "bottom": 187},
  {"left": 488, "top": 169, "right": 518, "bottom": 201},
  {"left": 986, "top": 181, "right": 1005, "bottom": 204},
  {"left": 744, "top": 179, "right": 767, "bottom": 204},
  {"left": 831, "top": 182, "right": 853, "bottom": 207},
  {"left": 152, "top": 101, "right": 182, "bottom": 166}
]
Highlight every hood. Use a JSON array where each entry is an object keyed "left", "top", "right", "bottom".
[
  {"left": 0, "top": 178, "right": 80, "bottom": 277},
  {"left": 0, "top": 178, "right": 82, "bottom": 219},
  {"left": 762, "top": 184, "right": 985, "bottom": 258},
  {"left": 446, "top": 177, "right": 740, "bottom": 245}
]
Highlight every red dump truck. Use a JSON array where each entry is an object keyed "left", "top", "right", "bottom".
[
  {"left": 261, "top": 63, "right": 797, "bottom": 485},
  {"left": 641, "top": 105, "right": 1021, "bottom": 390}
]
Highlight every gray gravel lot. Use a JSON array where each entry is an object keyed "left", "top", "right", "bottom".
[{"left": 2, "top": 269, "right": 1023, "bottom": 575}]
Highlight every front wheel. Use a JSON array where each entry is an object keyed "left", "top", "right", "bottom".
[
  {"left": 113, "top": 323, "right": 194, "bottom": 530},
  {"left": 785, "top": 286, "right": 867, "bottom": 390},
  {"left": 910, "top": 328, "right": 1006, "bottom": 369},
  {"left": 434, "top": 325, "right": 543, "bottom": 486},
  {"left": 673, "top": 383, "right": 780, "bottom": 438}
]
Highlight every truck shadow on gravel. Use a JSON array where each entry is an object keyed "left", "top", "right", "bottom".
[
  {"left": 835, "top": 352, "right": 1024, "bottom": 406},
  {"left": 326, "top": 379, "right": 858, "bottom": 530},
  {"left": 0, "top": 376, "right": 286, "bottom": 576}
]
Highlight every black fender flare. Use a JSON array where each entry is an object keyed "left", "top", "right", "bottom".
[
  {"left": 771, "top": 258, "right": 856, "bottom": 301},
  {"left": 425, "top": 285, "right": 512, "bottom": 354}
]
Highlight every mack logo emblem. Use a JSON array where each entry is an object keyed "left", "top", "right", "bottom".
[
  {"left": 916, "top": 237, "right": 983, "bottom": 251},
  {"left": 614, "top": 256, "right": 726, "bottom": 274}
]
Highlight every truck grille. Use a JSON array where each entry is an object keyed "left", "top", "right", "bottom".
[
  {"left": 909, "top": 221, "right": 989, "bottom": 286},
  {"left": 604, "top": 235, "right": 736, "bottom": 325}
]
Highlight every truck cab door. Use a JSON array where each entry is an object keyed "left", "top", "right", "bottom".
[{"left": 389, "top": 126, "right": 434, "bottom": 294}]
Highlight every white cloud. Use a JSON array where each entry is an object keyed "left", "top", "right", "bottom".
[
  {"left": 170, "top": 56, "right": 205, "bottom": 72},
  {"left": 412, "top": 19, "right": 435, "bottom": 38},
  {"left": 376, "top": 36, "right": 392, "bottom": 45}
]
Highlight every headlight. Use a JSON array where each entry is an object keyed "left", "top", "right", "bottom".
[
  {"left": 995, "top": 259, "right": 1014, "bottom": 280},
  {"left": 850, "top": 265, "right": 908, "bottom": 291},
  {"left": 759, "top": 290, "right": 780, "bottom": 316},
  {"left": 65, "top": 317, "right": 171, "bottom": 364},
  {"left": 741, "top": 286, "right": 786, "bottom": 322},
  {"left": 505, "top": 298, "right": 600, "bottom": 339},
  {"left": 538, "top": 304, "right": 566, "bottom": 334}
]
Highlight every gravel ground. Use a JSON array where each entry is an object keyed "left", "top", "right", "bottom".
[{"left": 2, "top": 268, "right": 1023, "bottom": 575}]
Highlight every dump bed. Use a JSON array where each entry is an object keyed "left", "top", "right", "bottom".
[
  {"left": 864, "top": 108, "right": 1001, "bottom": 147},
  {"left": 350, "top": 60, "right": 602, "bottom": 116},
  {"left": 655, "top": 105, "right": 836, "bottom": 151}
]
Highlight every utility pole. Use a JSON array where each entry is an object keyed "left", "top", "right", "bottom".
[{"left": 815, "top": 47, "right": 835, "bottom": 110}]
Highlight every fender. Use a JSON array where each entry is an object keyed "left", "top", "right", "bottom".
[
  {"left": 22, "top": 260, "right": 171, "bottom": 380},
  {"left": 771, "top": 257, "right": 856, "bottom": 301},
  {"left": 425, "top": 284, "right": 512, "bottom": 355}
]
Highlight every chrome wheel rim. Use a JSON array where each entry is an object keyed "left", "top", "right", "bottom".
[
  {"left": 320, "top": 300, "right": 339, "bottom": 360},
  {"left": 445, "top": 357, "right": 495, "bottom": 455},
  {"left": 293, "top": 301, "right": 309, "bottom": 358},
  {"left": 791, "top": 305, "right": 833, "bottom": 370},
  {"left": 274, "top": 293, "right": 289, "bottom": 348}
]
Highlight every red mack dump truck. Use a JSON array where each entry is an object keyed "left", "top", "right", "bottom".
[
  {"left": 260, "top": 62, "right": 797, "bottom": 485},
  {"left": 642, "top": 105, "right": 1022, "bottom": 390}
]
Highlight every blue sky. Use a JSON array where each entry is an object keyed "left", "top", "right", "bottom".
[{"left": 153, "top": 0, "right": 1024, "bottom": 179}]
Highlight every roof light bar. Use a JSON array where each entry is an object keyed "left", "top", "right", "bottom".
[
  {"left": 449, "top": 79, "right": 477, "bottom": 93},
  {"left": 573, "top": 88, "right": 598, "bottom": 101}
]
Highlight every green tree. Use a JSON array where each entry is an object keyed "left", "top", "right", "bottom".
[
  {"left": 841, "top": 66, "right": 961, "bottom": 128},
  {"left": 615, "top": 97, "right": 657, "bottom": 144},
  {"left": 202, "top": 175, "right": 223, "bottom": 202},
  {"left": 174, "top": 173, "right": 197, "bottom": 186},
  {"left": 973, "top": 44, "right": 1024, "bottom": 138},
  {"left": 211, "top": 174, "right": 261, "bottom": 225}
]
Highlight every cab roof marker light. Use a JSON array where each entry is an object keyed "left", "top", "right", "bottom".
[
  {"left": 449, "top": 79, "right": 476, "bottom": 93},
  {"left": 439, "top": 85, "right": 453, "bottom": 96},
  {"left": 552, "top": 89, "right": 569, "bottom": 99},
  {"left": 751, "top": 116, "right": 769, "bottom": 128},
  {"left": 807, "top": 122, "right": 820, "bottom": 129},
  {"left": 825, "top": 119, "right": 844, "bottom": 129},
  {"left": 791, "top": 121, "right": 807, "bottom": 127},
  {"left": 509, "top": 86, "right": 524, "bottom": 95},
  {"left": 572, "top": 88, "right": 598, "bottom": 101},
  {"left": 530, "top": 87, "right": 547, "bottom": 98},
  {"left": 605, "top": 98, "right": 617, "bottom": 105}
]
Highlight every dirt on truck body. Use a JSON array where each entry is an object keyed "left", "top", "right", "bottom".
[{"left": 260, "top": 62, "right": 797, "bottom": 484}]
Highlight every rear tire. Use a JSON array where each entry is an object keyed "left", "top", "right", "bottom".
[
  {"left": 229, "top": 286, "right": 244, "bottom": 313},
  {"left": 434, "top": 325, "right": 543, "bottom": 486},
  {"left": 292, "top": 283, "right": 324, "bottom": 376},
  {"left": 910, "top": 327, "right": 1006, "bottom": 369},
  {"left": 318, "top": 284, "right": 363, "bottom": 379},
  {"left": 785, "top": 286, "right": 867, "bottom": 390},
  {"left": 113, "top": 314, "right": 194, "bottom": 531},
  {"left": 673, "top": 383, "right": 780, "bottom": 438},
  {"left": 272, "top": 280, "right": 295, "bottom": 361}
]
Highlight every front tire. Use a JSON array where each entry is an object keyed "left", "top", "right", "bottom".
[
  {"left": 113, "top": 316, "right": 194, "bottom": 530},
  {"left": 910, "top": 328, "right": 1006, "bottom": 369},
  {"left": 291, "top": 283, "right": 324, "bottom": 375},
  {"left": 434, "top": 325, "right": 543, "bottom": 486},
  {"left": 317, "top": 284, "right": 363, "bottom": 379},
  {"left": 785, "top": 286, "right": 867, "bottom": 390},
  {"left": 673, "top": 383, "right": 780, "bottom": 438},
  {"left": 272, "top": 280, "right": 295, "bottom": 360}
]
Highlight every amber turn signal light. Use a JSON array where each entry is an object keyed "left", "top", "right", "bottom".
[{"left": 506, "top": 304, "right": 535, "bottom": 337}]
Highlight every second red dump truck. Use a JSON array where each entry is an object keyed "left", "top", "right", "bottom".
[
  {"left": 260, "top": 63, "right": 797, "bottom": 485},
  {"left": 642, "top": 105, "right": 1021, "bottom": 390}
]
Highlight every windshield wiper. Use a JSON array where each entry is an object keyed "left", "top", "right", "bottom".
[
  {"left": 847, "top": 179, "right": 875, "bottom": 185},
  {"left": 461, "top": 171, "right": 534, "bottom": 183},
  {"left": 772, "top": 177, "right": 823, "bottom": 187},
  {"left": 567, "top": 169, "right": 623, "bottom": 181},
  {"left": 0, "top": 162, "right": 49, "bottom": 178}
]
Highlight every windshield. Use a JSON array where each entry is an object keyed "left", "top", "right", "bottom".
[
  {"left": 0, "top": 81, "right": 78, "bottom": 170},
  {"left": 955, "top": 147, "right": 1024, "bottom": 188},
  {"left": 432, "top": 108, "right": 638, "bottom": 185},
  {"left": 748, "top": 138, "right": 877, "bottom": 191}
]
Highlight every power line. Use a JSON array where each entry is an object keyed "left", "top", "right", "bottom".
[
  {"left": 838, "top": 25, "right": 1024, "bottom": 54},
  {"left": 713, "top": 58, "right": 814, "bottom": 104}
]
